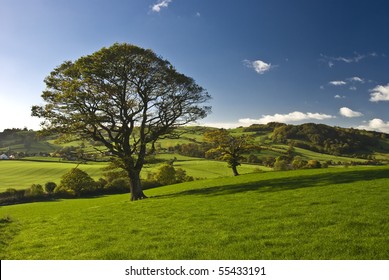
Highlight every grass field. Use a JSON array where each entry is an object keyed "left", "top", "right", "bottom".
[
  {"left": 0, "top": 155, "right": 262, "bottom": 191},
  {"left": 1, "top": 166, "right": 388, "bottom": 259},
  {"left": 0, "top": 160, "right": 106, "bottom": 192}
]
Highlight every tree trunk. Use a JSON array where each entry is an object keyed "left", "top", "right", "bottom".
[
  {"left": 127, "top": 169, "right": 148, "bottom": 201},
  {"left": 231, "top": 165, "right": 239, "bottom": 176}
]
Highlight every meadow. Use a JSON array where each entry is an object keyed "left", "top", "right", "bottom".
[
  {"left": 0, "top": 155, "right": 262, "bottom": 192},
  {"left": 1, "top": 166, "right": 388, "bottom": 259}
]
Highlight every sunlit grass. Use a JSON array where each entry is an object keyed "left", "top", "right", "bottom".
[{"left": 1, "top": 166, "right": 388, "bottom": 259}]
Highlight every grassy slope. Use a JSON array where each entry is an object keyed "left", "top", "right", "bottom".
[
  {"left": 1, "top": 166, "right": 388, "bottom": 260},
  {"left": 0, "top": 161, "right": 106, "bottom": 191},
  {"left": 0, "top": 155, "right": 262, "bottom": 191}
]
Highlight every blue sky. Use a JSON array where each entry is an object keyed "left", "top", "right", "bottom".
[{"left": 1, "top": 0, "right": 388, "bottom": 132}]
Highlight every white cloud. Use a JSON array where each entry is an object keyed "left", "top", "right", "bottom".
[
  {"left": 243, "top": 59, "right": 272, "bottom": 74},
  {"left": 239, "top": 111, "right": 335, "bottom": 125},
  {"left": 199, "top": 122, "right": 241, "bottom": 129},
  {"left": 329, "top": 80, "right": 347, "bottom": 86},
  {"left": 348, "top": 76, "right": 364, "bottom": 83},
  {"left": 349, "top": 86, "right": 357, "bottom": 91},
  {"left": 334, "top": 95, "right": 346, "bottom": 99},
  {"left": 358, "top": 119, "right": 389, "bottom": 133},
  {"left": 151, "top": 0, "right": 172, "bottom": 12},
  {"left": 369, "top": 84, "right": 389, "bottom": 102},
  {"left": 339, "top": 107, "right": 363, "bottom": 118},
  {"left": 320, "top": 53, "right": 378, "bottom": 68}
]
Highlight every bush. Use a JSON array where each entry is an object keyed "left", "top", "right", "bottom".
[
  {"left": 291, "top": 156, "right": 307, "bottom": 170},
  {"left": 59, "top": 168, "right": 96, "bottom": 196},
  {"left": 45, "top": 182, "right": 57, "bottom": 194},
  {"left": 305, "top": 160, "right": 322, "bottom": 169},
  {"left": 273, "top": 159, "right": 288, "bottom": 171},
  {"left": 154, "top": 164, "right": 193, "bottom": 186},
  {"left": 154, "top": 164, "right": 177, "bottom": 185},
  {"left": 25, "top": 184, "right": 44, "bottom": 197},
  {"left": 104, "top": 177, "right": 131, "bottom": 193}
]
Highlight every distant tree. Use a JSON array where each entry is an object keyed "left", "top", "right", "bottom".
[
  {"left": 155, "top": 164, "right": 177, "bottom": 185},
  {"left": 273, "top": 159, "right": 288, "bottom": 171},
  {"left": 291, "top": 156, "right": 307, "bottom": 169},
  {"left": 204, "top": 129, "right": 259, "bottom": 176},
  {"left": 59, "top": 168, "right": 95, "bottom": 196},
  {"left": 32, "top": 43, "right": 211, "bottom": 201},
  {"left": 44, "top": 182, "right": 57, "bottom": 194}
]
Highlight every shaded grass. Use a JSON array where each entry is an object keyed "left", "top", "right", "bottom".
[{"left": 0, "top": 166, "right": 388, "bottom": 259}]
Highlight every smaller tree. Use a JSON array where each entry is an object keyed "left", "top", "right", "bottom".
[
  {"left": 204, "top": 129, "right": 259, "bottom": 176},
  {"left": 60, "top": 168, "right": 95, "bottom": 196},
  {"left": 45, "top": 182, "right": 57, "bottom": 194},
  {"left": 155, "top": 164, "right": 177, "bottom": 185}
]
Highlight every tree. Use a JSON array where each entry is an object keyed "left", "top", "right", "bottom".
[
  {"left": 154, "top": 164, "right": 177, "bottom": 185},
  {"left": 59, "top": 168, "right": 96, "bottom": 196},
  {"left": 204, "top": 129, "right": 258, "bottom": 176},
  {"left": 32, "top": 43, "right": 211, "bottom": 200},
  {"left": 44, "top": 182, "right": 57, "bottom": 194}
]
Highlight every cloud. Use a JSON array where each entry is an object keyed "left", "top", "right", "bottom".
[
  {"left": 339, "top": 107, "right": 363, "bottom": 118},
  {"left": 334, "top": 95, "right": 346, "bottom": 99},
  {"left": 329, "top": 80, "right": 346, "bottom": 86},
  {"left": 151, "top": 0, "right": 172, "bottom": 12},
  {"left": 243, "top": 59, "right": 273, "bottom": 74},
  {"left": 369, "top": 84, "right": 389, "bottom": 102},
  {"left": 320, "top": 53, "right": 378, "bottom": 68},
  {"left": 358, "top": 119, "right": 389, "bottom": 133},
  {"left": 348, "top": 76, "right": 364, "bottom": 83},
  {"left": 239, "top": 111, "right": 335, "bottom": 125}
]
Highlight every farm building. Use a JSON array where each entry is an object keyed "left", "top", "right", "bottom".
[{"left": 0, "top": 154, "right": 9, "bottom": 160}]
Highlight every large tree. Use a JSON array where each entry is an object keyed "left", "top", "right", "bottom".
[
  {"left": 204, "top": 129, "right": 258, "bottom": 176},
  {"left": 32, "top": 43, "right": 211, "bottom": 200}
]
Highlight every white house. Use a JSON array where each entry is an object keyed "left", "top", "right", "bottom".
[{"left": 0, "top": 154, "right": 9, "bottom": 160}]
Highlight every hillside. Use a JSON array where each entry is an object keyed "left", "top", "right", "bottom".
[
  {"left": 1, "top": 123, "right": 388, "bottom": 164},
  {"left": 243, "top": 122, "right": 389, "bottom": 160},
  {"left": 1, "top": 166, "right": 388, "bottom": 259}
]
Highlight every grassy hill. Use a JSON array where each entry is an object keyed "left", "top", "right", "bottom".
[
  {"left": 0, "top": 155, "right": 262, "bottom": 192},
  {"left": 1, "top": 166, "right": 388, "bottom": 259}
]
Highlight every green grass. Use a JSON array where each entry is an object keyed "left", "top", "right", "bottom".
[
  {"left": 0, "top": 160, "right": 106, "bottom": 191},
  {"left": 0, "top": 155, "right": 262, "bottom": 191},
  {"left": 1, "top": 166, "right": 388, "bottom": 259}
]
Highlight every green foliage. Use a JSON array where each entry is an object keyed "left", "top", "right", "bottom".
[
  {"left": 204, "top": 129, "right": 259, "bottom": 176},
  {"left": 291, "top": 156, "right": 307, "bottom": 169},
  {"left": 44, "top": 182, "right": 57, "bottom": 194},
  {"left": 153, "top": 164, "right": 194, "bottom": 186},
  {"left": 306, "top": 160, "right": 322, "bottom": 169},
  {"left": 25, "top": 184, "right": 44, "bottom": 197},
  {"left": 154, "top": 164, "right": 177, "bottom": 185},
  {"left": 32, "top": 43, "right": 211, "bottom": 200},
  {"left": 271, "top": 122, "right": 386, "bottom": 156},
  {"left": 59, "top": 168, "right": 96, "bottom": 196},
  {"left": 273, "top": 159, "right": 288, "bottom": 171},
  {"left": 104, "top": 178, "right": 131, "bottom": 193}
]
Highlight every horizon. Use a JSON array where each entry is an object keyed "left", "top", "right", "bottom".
[{"left": 1, "top": 0, "right": 388, "bottom": 132}]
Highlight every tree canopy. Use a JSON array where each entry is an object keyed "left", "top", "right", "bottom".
[
  {"left": 32, "top": 43, "right": 211, "bottom": 200},
  {"left": 204, "top": 129, "right": 258, "bottom": 176}
]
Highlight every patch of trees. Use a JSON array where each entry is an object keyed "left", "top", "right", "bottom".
[
  {"left": 0, "top": 128, "right": 38, "bottom": 151},
  {"left": 168, "top": 142, "right": 211, "bottom": 158},
  {"left": 270, "top": 123, "right": 386, "bottom": 156}
]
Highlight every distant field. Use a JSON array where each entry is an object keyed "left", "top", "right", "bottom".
[
  {"left": 0, "top": 160, "right": 106, "bottom": 191},
  {"left": 0, "top": 155, "right": 262, "bottom": 191},
  {"left": 1, "top": 166, "right": 388, "bottom": 259}
]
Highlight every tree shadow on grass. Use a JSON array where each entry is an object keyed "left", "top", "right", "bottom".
[{"left": 157, "top": 168, "right": 389, "bottom": 199}]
